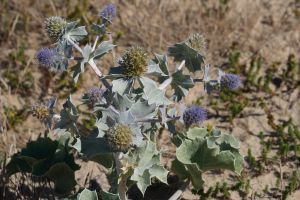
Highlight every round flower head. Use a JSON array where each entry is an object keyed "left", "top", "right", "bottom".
[
  {"left": 183, "top": 106, "right": 207, "bottom": 127},
  {"left": 31, "top": 98, "right": 56, "bottom": 128},
  {"left": 107, "top": 124, "right": 133, "bottom": 152},
  {"left": 119, "top": 46, "right": 148, "bottom": 78},
  {"left": 44, "top": 16, "right": 67, "bottom": 42},
  {"left": 31, "top": 104, "right": 50, "bottom": 121},
  {"left": 220, "top": 74, "right": 241, "bottom": 90},
  {"left": 86, "top": 88, "right": 105, "bottom": 108},
  {"left": 100, "top": 4, "right": 117, "bottom": 23},
  {"left": 36, "top": 48, "right": 67, "bottom": 71},
  {"left": 186, "top": 33, "right": 206, "bottom": 53}
]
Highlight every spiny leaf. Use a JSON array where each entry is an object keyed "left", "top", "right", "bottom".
[
  {"left": 171, "top": 70, "right": 194, "bottom": 102},
  {"left": 93, "top": 41, "right": 115, "bottom": 59},
  {"left": 168, "top": 42, "right": 204, "bottom": 72},
  {"left": 139, "top": 77, "right": 172, "bottom": 106},
  {"left": 112, "top": 78, "right": 133, "bottom": 95},
  {"left": 77, "top": 188, "right": 98, "bottom": 200},
  {"left": 123, "top": 140, "right": 168, "bottom": 195},
  {"left": 55, "top": 96, "right": 79, "bottom": 135},
  {"left": 45, "top": 162, "right": 77, "bottom": 194},
  {"left": 176, "top": 129, "right": 243, "bottom": 174}
]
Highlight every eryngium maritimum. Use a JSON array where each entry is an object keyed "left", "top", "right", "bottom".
[
  {"left": 86, "top": 88, "right": 105, "bottom": 107},
  {"left": 220, "top": 74, "right": 241, "bottom": 90},
  {"left": 119, "top": 46, "right": 148, "bottom": 78},
  {"left": 107, "top": 124, "right": 133, "bottom": 152},
  {"left": 44, "top": 16, "right": 67, "bottom": 42},
  {"left": 186, "top": 33, "right": 206, "bottom": 53},
  {"left": 31, "top": 103, "right": 51, "bottom": 121},
  {"left": 36, "top": 48, "right": 63, "bottom": 70},
  {"left": 100, "top": 4, "right": 116, "bottom": 22},
  {"left": 183, "top": 106, "right": 207, "bottom": 127}
]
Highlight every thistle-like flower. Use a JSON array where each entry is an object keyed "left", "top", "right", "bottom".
[
  {"left": 86, "top": 88, "right": 106, "bottom": 108},
  {"left": 100, "top": 3, "right": 117, "bottom": 23},
  {"left": 186, "top": 33, "right": 206, "bottom": 53},
  {"left": 107, "top": 124, "right": 133, "bottom": 152},
  {"left": 119, "top": 46, "right": 148, "bottom": 78},
  {"left": 31, "top": 104, "right": 50, "bottom": 121},
  {"left": 183, "top": 106, "right": 207, "bottom": 127},
  {"left": 36, "top": 48, "right": 67, "bottom": 71},
  {"left": 30, "top": 98, "right": 56, "bottom": 128},
  {"left": 44, "top": 16, "right": 67, "bottom": 42},
  {"left": 220, "top": 74, "right": 241, "bottom": 90}
]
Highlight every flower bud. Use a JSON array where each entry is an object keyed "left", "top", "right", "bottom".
[
  {"left": 183, "top": 106, "right": 207, "bottom": 127},
  {"left": 119, "top": 46, "right": 148, "bottom": 78},
  {"left": 107, "top": 124, "right": 133, "bottom": 152},
  {"left": 44, "top": 16, "right": 67, "bottom": 42}
]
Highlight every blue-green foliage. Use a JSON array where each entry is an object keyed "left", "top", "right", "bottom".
[{"left": 17, "top": 3, "right": 244, "bottom": 199}]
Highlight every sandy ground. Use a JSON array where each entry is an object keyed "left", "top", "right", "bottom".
[{"left": 0, "top": 0, "right": 299, "bottom": 199}]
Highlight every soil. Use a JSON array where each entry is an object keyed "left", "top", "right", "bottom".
[{"left": 0, "top": 0, "right": 299, "bottom": 199}]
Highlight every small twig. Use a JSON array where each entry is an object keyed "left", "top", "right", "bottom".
[
  {"left": 8, "top": 14, "right": 19, "bottom": 37},
  {"left": 168, "top": 179, "right": 190, "bottom": 200},
  {"left": 279, "top": 160, "right": 283, "bottom": 200}
]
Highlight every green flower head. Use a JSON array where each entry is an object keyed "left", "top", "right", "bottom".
[
  {"left": 44, "top": 16, "right": 67, "bottom": 42},
  {"left": 186, "top": 33, "right": 206, "bottom": 53},
  {"left": 107, "top": 124, "right": 133, "bottom": 152},
  {"left": 119, "top": 46, "right": 148, "bottom": 78}
]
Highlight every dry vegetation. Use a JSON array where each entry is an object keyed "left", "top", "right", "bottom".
[{"left": 0, "top": 0, "right": 299, "bottom": 199}]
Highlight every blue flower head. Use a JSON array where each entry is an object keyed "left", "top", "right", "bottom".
[
  {"left": 220, "top": 74, "right": 241, "bottom": 90},
  {"left": 183, "top": 106, "right": 207, "bottom": 127},
  {"left": 100, "top": 4, "right": 117, "bottom": 23},
  {"left": 36, "top": 48, "right": 67, "bottom": 71},
  {"left": 86, "top": 88, "right": 106, "bottom": 107}
]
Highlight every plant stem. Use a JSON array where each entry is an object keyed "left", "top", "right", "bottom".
[
  {"left": 168, "top": 179, "right": 190, "bottom": 200},
  {"left": 158, "top": 77, "right": 172, "bottom": 90},
  {"left": 88, "top": 59, "right": 103, "bottom": 77},
  {"left": 92, "top": 36, "right": 99, "bottom": 51},
  {"left": 177, "top": 60, "right": 185, "bottom": 71},
  {"left": 66, "top": 37, "right": 83, "bottom": 54},
  {"left": 114, "top": 153, "right": 127, "bottom": 200}
]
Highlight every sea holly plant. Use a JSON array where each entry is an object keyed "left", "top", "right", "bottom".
[{"left": 6, "top": 3, "right": 244, "bottom": 200}]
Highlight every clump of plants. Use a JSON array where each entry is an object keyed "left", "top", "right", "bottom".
[{"left": 6, "top": 4, "right": 244, "bottom": 200}]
